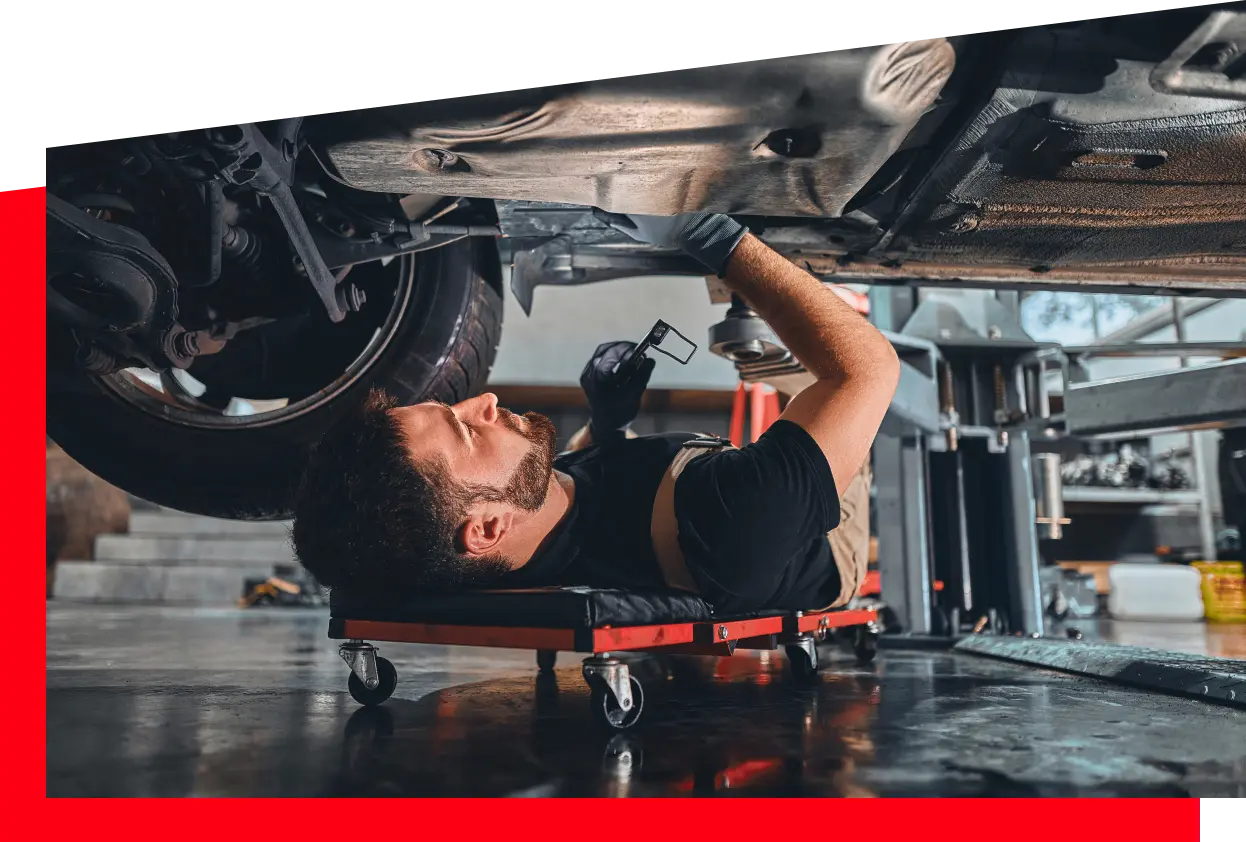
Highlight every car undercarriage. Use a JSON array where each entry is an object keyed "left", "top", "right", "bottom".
[{"left": 44, "top": 4, "right": 1246, "bottom": 518}]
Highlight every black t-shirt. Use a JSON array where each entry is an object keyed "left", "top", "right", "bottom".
[{"left": 499, "top": 420, "right": 842, "bottom": 614}]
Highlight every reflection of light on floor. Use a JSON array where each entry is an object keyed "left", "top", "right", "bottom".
[
  {"left": 669, "top": 759, "right": 783, "bottom": 794},
  {"left": 834, "top": 759, "right": 877, "bottom": 798},
  {"left": 754, "top": 651, "right": 773, "bottom": 684},
  {"left": 309, "top": 692, "right": 339, "bottom": 711},
  {"left": 508, "top": 782, "right": 561, "bottom": 797},
  {"left": 844, "top": 733, "right": 876, "bottom": 757},
  {"left": 716, "top": 759, "right": 783, "bottom": 791},
  {"left": 601, "top": 737, "right": 638, "bottom": 798}
]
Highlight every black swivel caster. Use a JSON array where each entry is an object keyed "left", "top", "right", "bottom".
[
  {"left": 536, "top": 649, "right": 557, "bottom": 674},
  {"left": 853, "top": 624, "right": 879, "bottom": 665},
  {"left": 785, "top": 636, "right": 820, "bottom": 685},
  {"left": 347, "top": 656, "right": 398, "bottom": 706}
]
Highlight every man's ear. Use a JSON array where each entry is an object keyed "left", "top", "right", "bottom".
[{"left": 458, "top": 506, "right": 515, "bottom": 557}]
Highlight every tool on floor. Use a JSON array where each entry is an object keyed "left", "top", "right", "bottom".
[
  {"left": 240, "top": 565, "right": 328, "bottom": 608},
  {"left": 239, "top": 577, "right": 303, "bottom": 607}
]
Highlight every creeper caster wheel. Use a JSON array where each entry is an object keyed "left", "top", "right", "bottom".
[
  {"left": 784, "top": 640, "right": 820, "bottom": 684},
  {"left": 591, "top": 676, "right": 645, "bottom": 730},
  {"left": 584, "top": 656, "right": 644, "bottom": 729},
  {"left": 853, "top": 625, "right": 879, "bottom": 665},
  {"left": 348, "top": 656, "right": 397, "bottom": 706}
]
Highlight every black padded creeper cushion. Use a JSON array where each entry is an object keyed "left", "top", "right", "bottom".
[{"left": 329, "top": 586, "right": 714, "bottom": 629}]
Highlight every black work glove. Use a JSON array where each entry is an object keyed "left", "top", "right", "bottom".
[{"left": 580, "top": 341, "right": 656, "bottom": 442}]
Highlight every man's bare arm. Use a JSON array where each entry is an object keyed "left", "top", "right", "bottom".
[
  {"left": 591, "top": 209, "right": 899, "bottom": 489},
  {"left": 721, "top": 234, "right": 899, "bottom": 490}
]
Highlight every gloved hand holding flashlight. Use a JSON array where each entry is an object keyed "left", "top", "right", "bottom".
[{"left": 580, "top": 340, "right": 657, "bottom": 442}]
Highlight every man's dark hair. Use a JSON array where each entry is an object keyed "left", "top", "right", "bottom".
[{"left": 291, "top": 388, "right": 510, "bottom": 591}]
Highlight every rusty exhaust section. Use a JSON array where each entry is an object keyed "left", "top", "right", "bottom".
[{"left": 318, "top": 42, "right": 955, "bottom": 218}]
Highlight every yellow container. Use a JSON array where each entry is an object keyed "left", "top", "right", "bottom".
[{"left": 1192, "top": 561, "right": 1246, "bottom": 623}]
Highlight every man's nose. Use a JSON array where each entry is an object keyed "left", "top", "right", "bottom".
[
  {"left": 456, "top": 393, "right": 499, "bottom": 424},
  {"left": 479, "top": 393, "right": 499, "bottom": 423}
]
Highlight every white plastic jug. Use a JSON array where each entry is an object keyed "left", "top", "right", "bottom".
[{"left": 1107, "top": 563, "right": 1204, "bottom": 621}]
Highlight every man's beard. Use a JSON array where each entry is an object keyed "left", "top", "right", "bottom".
[{"left": 497, "top": 408, "right": 558, "bottom": 511}]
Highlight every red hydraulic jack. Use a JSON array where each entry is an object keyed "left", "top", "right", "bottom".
[{"left": 729, "top": 381, "right": 783, "bottom": 447}]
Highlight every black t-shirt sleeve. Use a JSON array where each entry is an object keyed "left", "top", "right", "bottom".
[{"left": 673, "top": 420, "right": 841, "bottom": 599}]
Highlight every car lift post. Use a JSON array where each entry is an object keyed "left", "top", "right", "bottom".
[
  {"left": 874, "top": 433, "right": 935, "bottom": 634},
  {"left": 870, "top": 286, "right": 938, "bottom": 635},
  {"left": 1003, "top": 430, "right": 1046, "bottom": 637}
]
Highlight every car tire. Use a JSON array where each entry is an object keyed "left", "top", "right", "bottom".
[{"left": 46, "top": 237, "right": 504, "bottom": 520}]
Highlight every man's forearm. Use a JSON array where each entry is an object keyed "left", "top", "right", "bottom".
[
  {"left": 720, "top": 233, "right": 899, "bottom": 488},
  {"left": 721, "top": 234, "right": 897, "bottom": 387}
]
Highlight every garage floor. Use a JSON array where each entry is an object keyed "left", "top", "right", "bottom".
[{"left": 46, "top": 604, "right": 1246, "bottom": 797}]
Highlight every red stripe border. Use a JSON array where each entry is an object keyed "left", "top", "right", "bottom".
[{"left": 8, "top": 186, "right": 47, "bottom": 809}]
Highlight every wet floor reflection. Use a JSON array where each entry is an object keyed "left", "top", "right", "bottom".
[
  {"left": 328, "top": 652, "right": 886, "bottom": 797},
  {"left": 47, "top": 642, "right": 1246, "bottom": 797},
  {"left": 314, "top": 649, "right": 1243, "bottom": 797}
]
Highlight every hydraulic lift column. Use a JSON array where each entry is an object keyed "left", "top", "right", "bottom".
[
  {"left": 1004, "top": 431, "right": 1047, "bottom": 637},
  {"left": 874, "top": 433, "right": 935, "bottom": 634}
]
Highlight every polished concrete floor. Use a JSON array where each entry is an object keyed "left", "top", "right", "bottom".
[{"left": 47, "top": 604, "right": 1246, "bottom": 797}]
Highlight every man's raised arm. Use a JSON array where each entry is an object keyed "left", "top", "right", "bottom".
[
  {"left": 720, "top": 234, "right": 899, "bottom": 489},
  {"left": 594, "top": 209, "right": 899, "bottom": 490}
]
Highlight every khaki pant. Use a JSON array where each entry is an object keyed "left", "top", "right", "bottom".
[
  {"left": 772, "top": 378, "right": 873, "bottom": 608},
  {"left": 827, "top": 458, "right": 871, "bottom": 608}
]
